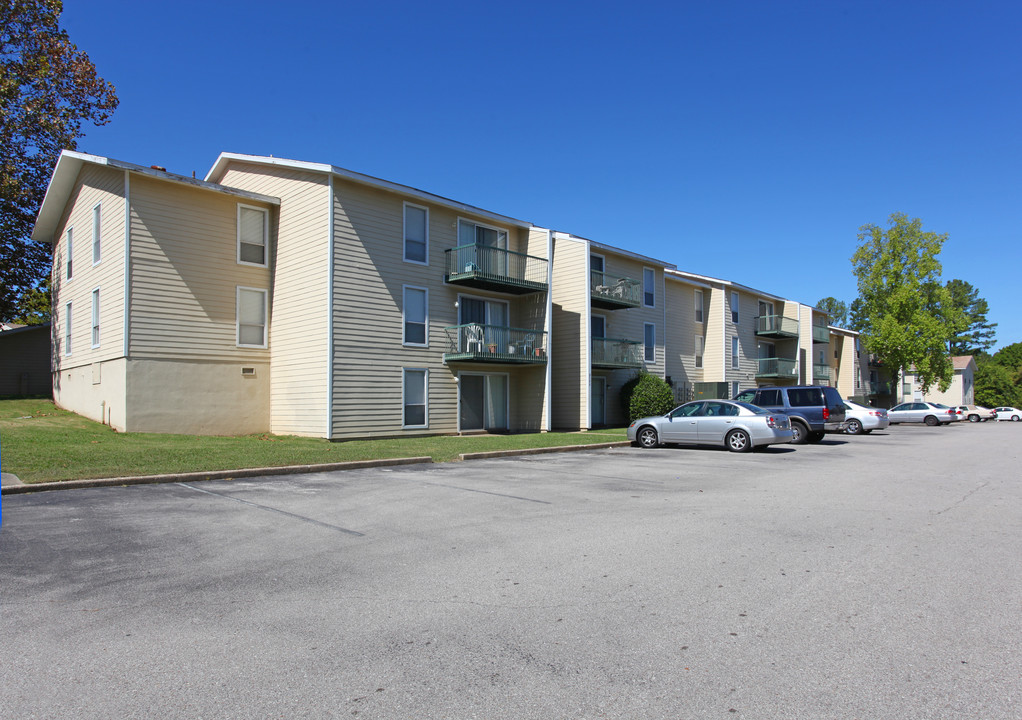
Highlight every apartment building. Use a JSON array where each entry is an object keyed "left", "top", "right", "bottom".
[{"left": 34, "top": 149, "right": 866, "bottom": 438}]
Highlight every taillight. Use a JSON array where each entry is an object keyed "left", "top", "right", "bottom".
[
  {"left": 823, "top": 407, "right": 830, "bottom": 420},
  {"left": 766, "top": 416, "right": 785, "bottom": 429}
]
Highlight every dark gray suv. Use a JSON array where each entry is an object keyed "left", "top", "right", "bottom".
[{"left": 734, "top": 385, "right": 846, "bottom": 444}]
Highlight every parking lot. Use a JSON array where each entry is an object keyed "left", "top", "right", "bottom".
[{"left": 2, "top": 422, "right": 1021, "bottom": 719}]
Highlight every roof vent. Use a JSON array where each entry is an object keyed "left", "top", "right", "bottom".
[{"left": 150, "top": 165, "right": 166, "bottom": 172}]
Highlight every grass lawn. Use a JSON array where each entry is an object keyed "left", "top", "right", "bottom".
[{"left": 0, "top": 398, "right": 628, "bottom": 484}]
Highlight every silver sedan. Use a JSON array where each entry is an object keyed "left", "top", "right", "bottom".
[
  {"left": 628, "top": 400, "right": 794, "bottom": 453},
  {"left": 887, "top": 402, "right": 953, "bottom": 426},
  {"left": 843, "top": 400, "right": 890, "bottom": 434}
]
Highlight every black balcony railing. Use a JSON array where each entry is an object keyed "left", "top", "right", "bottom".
[
  {"left": 756, "top": 357, "right": 798, "bottom": 378},
  {"left": 444, "top": 244, "right": 547, "bottom": 294},
  {"left": 591, "top": 338, "right": 643, "bottom": 368},
  {"left": 755, "top": 314, "right": 799, "bottom": 338},
  {"left": 444, "top": 324, "right": 547, "bottom": 364},
  {"left": 590, "top": 271, "right": 641, "bottom": 309}
]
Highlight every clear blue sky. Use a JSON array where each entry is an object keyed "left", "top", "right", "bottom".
[{"left": 60, "top": 0, "right": 1021, "bottom": 350}]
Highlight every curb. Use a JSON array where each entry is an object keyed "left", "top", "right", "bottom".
[
  {"left": 460, "top": 441, "right": 631, "bottom": 460},
  {"left": 0, "top": 456, "right": 434, "bottom": 495}
]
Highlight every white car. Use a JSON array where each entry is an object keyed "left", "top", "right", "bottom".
[
  {"left": 842, "top": 400, "right": 890, "bottom": 435},
  {"left": 887, "top": 402, "right": 954, "bottom": 426},
  {"left": 954, "top": 405, "right": 996, "bottom": 422},
  {"left": 995, "top": 406, "right": 1021, "bottom": 422}
]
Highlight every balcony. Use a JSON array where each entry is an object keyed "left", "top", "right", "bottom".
[
  {"left": 756, "top": 357, "right": 798, "bottom": 378},
  {"left": 755, "top": 314, "right": 799, "bottom": 339},
  {"left": 812, "top": 324, "right": 830, "bottom": 344},
  {"left": 869, "top": 381, "right": 893, "bottom": 395},
  {"left": 444, "top": 244, "right": 547, "bottom": 294},
  {"left": 591, "top": 271, "right": 641, "bottom": 310},
  {"left": 813, "top": 363, "right": 831, "bottom": 380},
  {"left": 444, "top": 324, "right": 547, "bottom": 365},
  {"left": 592, "top": 338, "right": 643, "bottom": 369}
]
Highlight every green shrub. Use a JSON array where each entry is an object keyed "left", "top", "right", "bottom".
[
  {"left": 619, "top": 372, "right": 644, "bottom": 419},
  {"left": 628, "top": 373, "right": 675, "bottom": 422}
]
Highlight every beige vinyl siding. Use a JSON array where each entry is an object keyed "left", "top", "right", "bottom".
[
  {"left": 218, "top": 163, "right": 329, "bottom": 436},
  {"left": 128, "top": 175, "right": 272, "bottom": 363},
  {"left": 664, "top": 278, "right": 702, "bottom": 387},
  {"left": 51, "top": 164, "right": 126, "bottom": 369},
  {"left": 703, "top": 287, "right": 726, "bottom": 381},
  {"left": 550, "top": 235, "right": 588, "bottom": 430}
]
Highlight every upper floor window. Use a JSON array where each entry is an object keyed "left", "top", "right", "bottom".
[
  {"left": 694, "top": 289, "right": 704, "bottom": 323},
  {"left": 644, "top": 323, "right": 655, "bottom": 362},
  {"left": 66, "top": 227, "right": 74, "bottom": 280},
  {"left": 643, "top": 268, "right": 655, "bottom": 307},
  {"left": 695, "top": 335, "right": 704, "bottom": 368},
  {"left": 458, "top": 219, "right": 507, "bottom": 249},
  {"left": 731, "top": 291, "right": 739, "bottom": 324},
  {"left": 403, "top": 203, "right": 428, "bottom": 264},
  {"left": 238, "top": 205, "right": 269, "bottom": 266},
  {"left": 237, "top": 287, "right": 268, "bottom": 348},
  {"left": 92, "top": 203, "right": 102, "bottom": 265},
  {"left": 91, "top": 288, "right": 100, "bottom": 348},
  {"left": 731, "top": 336, "right": 740, "bottom": 369},
  {"left": 403, "top": 286, "right": 428, "bottom": 346}
]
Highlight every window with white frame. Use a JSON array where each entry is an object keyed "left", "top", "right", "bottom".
[
  {"left": 644, "top": 323, "right": 655, "bottom": 362},
  {"left": 238, "top": 205, "right": 268, "bottom": 266},
  {"left": 404, "top": 203, "right": 428, "bottom": 264},
  {"left": 695, "top": 335, "right": 704, "bottom": 369},
  {"left": 643, "top": 268, "right": 655, "bottom": 307},
  {"left": 403, "top": 286, "right": 428, "bottom": 346},
  {"left": 731, "top": 291, "right": 739, "bottom": 324},
  {"left": 403, "top": 368, "right": 427, "bottom": 427},
  {"left": 694, "top": 289, "right": 704, "bottom": 323},
  {"left": 64, "top": 302, "right": 72, "bottom": 355},
  {"left": 66, "top": 227, "right": 73, "bottom": 280},
  {"left": 237, "top": 287, "right": 268, "bottom": 348},
  {"left": 590, "top": 254, "right": 604, "bottom": 273},
  {"left": 731, "top": 381, "right": 740, "bottom": 399},
  {"left": 92, "top": 203, "right": 101, "bottom": 265},
  {"left": 731, "top": 336, "right": 740, "bottom": 369},
  {"left": 458, "top": 218, "right": 507, "bottom": 248},
  {"left": 91, "top": 288, "right": 100, "bottom": 347}
]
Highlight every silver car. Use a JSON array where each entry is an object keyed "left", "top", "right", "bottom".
[
  {"left": 628, "top": 399, "right": 793, "bottom": 453},
  {"left": 887, "top": 402, "right": 953, "bottom": 426},
  {"left": 842, "top": 400, "right": 890, "bottom": 435}
]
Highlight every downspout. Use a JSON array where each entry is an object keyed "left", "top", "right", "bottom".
[
  {"left": 326, "top": 174, "right": 335, "bottom": 438},
  {"left": 122, "top": 170, "right": 131, "bottom": 359},
  {"left": 544, "top": 229, "right": 553, "bottom": 432},
  {"left": 584, "top": 242, "right": 592, "bottom": 429},
  {"left": 661, "top": 269, "right": 667, "bottom": 379}
]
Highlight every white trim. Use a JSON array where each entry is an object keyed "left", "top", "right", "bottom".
[
  {"left": 326, "top": 175, "right": 335, "bottom": 438},
  {"left": 587, "top": 239, "right": 675, "bottom": 269},
  {"left": 91, "top": 202, "right": 102, "bottom": 266},
  {"left": 236, "top": 286, "right": 269, "bottom": 349},
  {"left": 122, "top": 170, "right": 130, "bottom": 358},
  {"left": 544, "top": 228, "right": 553, "bottom": 433},
  {"left": 402, "top": 285, "right": 429, "bottom": 347},
  {"left": 642, "top": 267, "right": 656, "bottom": 308},
  {"left": 402, "top": 202, "right": 429, "bottom": 266},
  {"left": 402, "top": 367, "right": 429, "bottom": 429},
  {"left": 237, "top": 203, "right": 269, "bottom": 267},
  {"left": 644, "top": 322, "right": 656, "bottom": 363},
  {"left": 583, "top": 246, "right": 593, "bottom": 429},
  {"left": 90, "top": 286, "right": 101, "bottom": 348}
]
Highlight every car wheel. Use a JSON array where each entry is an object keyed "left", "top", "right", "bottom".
[
  {"left": 790, "top": 421, "right": 808, "bottom": 445},
  {"left": 637, "top": 426, "right": 660, "bottom": 448},
  {"left": 968, "top": 414, "right": 979, "bottom": 423},
  {"left": 807, "top": 431, "right": 825, "bottom": 443},
  {"left": 726, "top": 429, "right": 751, "bottom": 453},
  {"left": 924, "top": 415, "right": 939, "bottom": 426},
  {"left": 845, "top": 418, "right": 863, "bottom": 435},
  {"left": 1013, "top": 415, "right": 1020, "bottom": 422}
]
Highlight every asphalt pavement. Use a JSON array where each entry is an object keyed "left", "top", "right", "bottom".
[{"left": 2, "top": 422, "right": 1020, "bottom": 719}]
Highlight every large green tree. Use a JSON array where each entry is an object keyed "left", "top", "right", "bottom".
[
  {"left": 945, "top": 279, "right": 997, "bottom": 354},
  {"left": 992, "top": 341, "right": 1022, "bottom": 372},
  {"left": 850, "top": 213, "right": 966, "bottom": 394},
  {"left": 1, "top": 0, "right": 118, "bottom": 321},
  {"left": 815, "top": 297, "right": 848, "bottom": 327},
  {"left": 974, "top": 356, "right": 1022, "bottom": 409}
]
